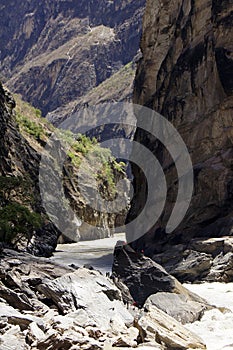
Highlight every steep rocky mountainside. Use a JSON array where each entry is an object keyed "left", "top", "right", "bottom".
[
  {"left": 0, "top": 82, "right": 127, "bottom": 255},
  {"left": 128, "top": 0, "right": 233, "bottom": 281},
  {"left": 47, "top": 60, "right": 137, "bottom": 126},
  {"left": 0, "top": 0, "right": 145, "bottom": 121}
]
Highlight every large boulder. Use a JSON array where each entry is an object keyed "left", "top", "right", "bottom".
[
  {"left": 112, "top": 244, "right": 181, "bottom": 306},
  {"left": 145, "top": 292, "right": 206, "bottom": 324},
  {"left": 137, "top": 303, "right": 206, "bottom": 350},
  {"left": 37, "top": 268, "right": 134, "bottom": 330},
  {"left": 112, "top": 244, "right": 209, "bottom": 314}
]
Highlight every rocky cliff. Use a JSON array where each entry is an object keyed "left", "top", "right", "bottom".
[
  {"left": 0, "top": 83, "right": 128, "bottom": 255},
  {"left": 0, "top": 83, "right": 56, "bottom": 255},
  {"left": 0, "top": 0, "right": 145, "bottom": 120},
  {"left": 128, "top": 0, "right": 233, "bottom": 281}
]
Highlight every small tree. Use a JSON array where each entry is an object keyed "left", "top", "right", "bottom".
[{"left": 0, "top": 203, "right": 41, "bottom": 244}]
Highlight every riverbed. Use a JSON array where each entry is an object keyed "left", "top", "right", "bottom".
[
  {"left": 51, "top": 232, "right": 126, "bottom": 273},
  {"left": 52, "top": 235, "right": 233, "bottom": 350}
]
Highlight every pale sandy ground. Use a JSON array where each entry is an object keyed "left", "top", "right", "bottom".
[
  {"left": 51, "top": 232, "right": 126, "bottom": 273},
  {"left": 52, "top": 235, "right": 233, "bottom": 349}
]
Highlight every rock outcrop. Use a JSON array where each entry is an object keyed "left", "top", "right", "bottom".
[
  {"left": 0, "top": 83, "right": 59, "bottom": 256},
  {"left": 127, "top": 0, "right": 233, "bottom": 281},
  {"left": 112, "top": 244, "right": 209, "bottom": 321},
  {"left": 0, "top": 83, "right": 129, "bottom": 255},
  {"left": 0, "top": 0, "right": 145, "bottom": 120},
  {"left": 0, "top": 248, "right": 207, "bottom": 350}
]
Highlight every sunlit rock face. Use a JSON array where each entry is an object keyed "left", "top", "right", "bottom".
[
  {"left": 0, "top": 83, "right": 130, "bottom": 255},
  {"left": 127, "top": 0, "right": 233, "bottom": 278},
  {"left": 0, "top": 0, "right": 145, "bottom": 117}
]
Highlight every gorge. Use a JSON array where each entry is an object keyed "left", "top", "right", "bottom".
[{"left": 0, "top": 0, "right": 233, "bottom": 349}]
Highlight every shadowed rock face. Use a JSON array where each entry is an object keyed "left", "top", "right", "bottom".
[
  {"left": 127, "top": 0, "right": 233, "bottom": 263},
  {"left": 0, "top": 0, "right": 145, "bottom": 117}
]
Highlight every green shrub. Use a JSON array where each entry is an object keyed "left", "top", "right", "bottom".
[
  {"left": 67, "top": 151, "right": 81, "bottom": 168},
  {"left": 0, "top": 203, "right": 41, "bottom": 244},
  {"left": 112, "top": 160, "right": 126, "bottom": 174},
  {"left": 16, "top": 112, "right": 45, "bottom": 140},
  {"left": 35, "top": 108, "right": 42, "bottom": 118}
]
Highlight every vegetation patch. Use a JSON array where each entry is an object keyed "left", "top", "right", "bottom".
[
  {"left": 0, "top": 202, "right": 41, "bottom": 244},
  {"left": 16, "top": 112, "right": 46, "bottom": 140},
  {"left": 0, "top": 176, "right": 42, "bottom": 245},
  {"left": 14, "top": 94, "right": 52, "bottom": 142}
]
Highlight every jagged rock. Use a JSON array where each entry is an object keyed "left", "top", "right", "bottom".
[
  {"left": 26, "top": 322, "right": 46, "bottom": 345},
  {"left": 27, "top": 223, "right": 59, "bottom": 257},
  {"left": 137, "top": 303, "right": 206, "bottom": 350},
  {"left": 207, "top": 252, "right": 233, "bottom": 282},
  {"left": 152, "top": 248, "right": 213, "bottom": 283},
  {"left": 37, "top": 268, "right": 134, "bottom": 330},
  {"left": 190, "top": 237, "right": 226, "bottom": 256},
  {"left": 224, "top": 237, "right": 233, "bottom": 254},
  {"left": 0, "top": 325, "right": 30, "bottom": 350},
  {"left": 36, "top": 331, "right": 78, "bottom": 350},
  {"left": 112, "top": 244, "right": 208, "bottom": 307},
  {"left": 169, "top": 250, "right": 213, "bottom": 282},
  {"left": 110, "top": 276, "right": 134, "bottom": 305},
  {"left": 112, "top": 244, "right": 178, "bottom": 306},
  {"left": 152, "top": 236, "right": 233, "bottom": 283},
  {"left": 112, "top": 327, "right": 138, "bottom": 347},
  {"left": 190, "top": 236, "right": 233, "bottom": 257},
  {"left": 0, "top": 282, "right": 33, "bottom": 311},
  {"left": 0, "top": 303, "right": 43, "bottom": 330}
]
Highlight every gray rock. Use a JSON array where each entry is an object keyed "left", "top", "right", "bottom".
[
  {"left": 0, "top": 325, "right": 30, "bottom": 350},
  {"left": 207, "top": 252, "right": 233, "bottom": 282},
  {"left": 0, "top": 303, "right": 43, "bottom": 331},
  {"left": 137, "top": 303, "right": 206, "bottom": 349},
  {"left": 169, "top": 250, "right": 213, "bottom": 282},
  {"left": 190, "top": 237, "right": 225, "bottom": 256},
  {"left": 112, "top": 244, "right": 206, "bottom": 306},
  {"left": 112, "top": 244, "right": 179, "bottom": 306},
  {"left": 26, "top": 322, "right": 46, "bottom": 345},
  {"left": 37, "top": 268, "right": 134, "bottom": 330},
  {"left": 0, "top": 281, "right": 33, "bottom": 311},
  {"left": 145, "top": 292, "right": 207, "bottom": 324}
]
